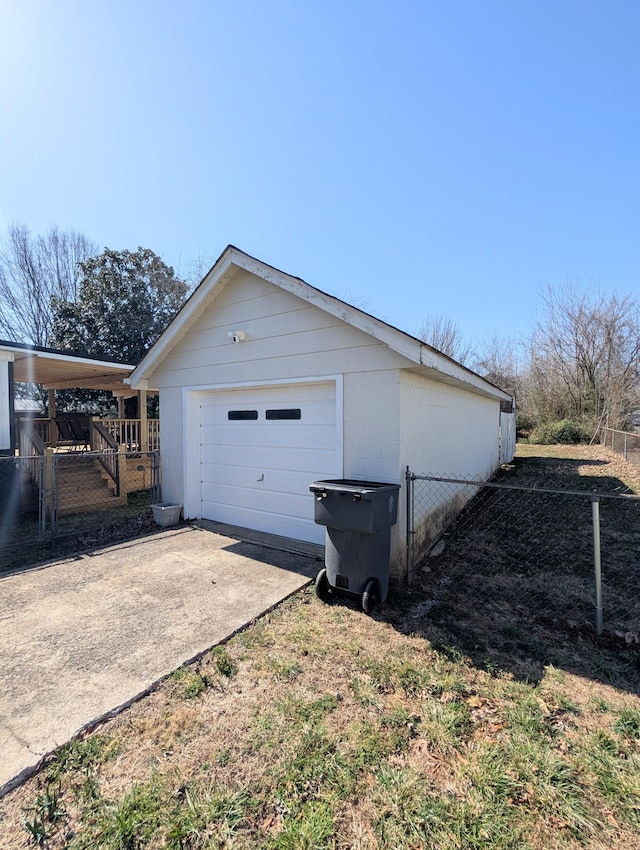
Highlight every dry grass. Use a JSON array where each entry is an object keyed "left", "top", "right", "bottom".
[
  {"left": 515, "top": 442, "right": 640, "bottom": 491},
  {"left": 0, "top": 444, "right": 639, "bottom": 849}
]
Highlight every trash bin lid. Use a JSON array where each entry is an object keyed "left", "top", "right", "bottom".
[{"left": 309, "top": 478, "right": 400, "bottom": 494}]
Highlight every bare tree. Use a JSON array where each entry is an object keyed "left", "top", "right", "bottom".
[
  {"left": 176, "top": 249, "right": 216, "bottom": 294},
  {"left": 473, "top": 333, "right": 522, "bottom": 389},
  {"left": 417, "top": 315, "right": 475, "bottom": 366},
  {"left": 0, "top": 223, "right": 98, "bottom": 345},
  {"left": 528, "top": 281, "right": 640, "bottom": 431}
]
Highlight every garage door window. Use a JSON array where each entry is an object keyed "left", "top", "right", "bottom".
[
  {"left": 265, "top": 409, "right": 302, "bottom": 420},
  {"left": 227, "top": 410, "right": 259, "bottom": 420}
]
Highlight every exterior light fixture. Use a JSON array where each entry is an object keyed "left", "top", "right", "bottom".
[{"left": 227, "top": 330, "right": 247, "bottom": 343}]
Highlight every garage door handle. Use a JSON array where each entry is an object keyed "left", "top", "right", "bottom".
[{"left": 257, "top": 474, "right": 264, "bottom": 481}]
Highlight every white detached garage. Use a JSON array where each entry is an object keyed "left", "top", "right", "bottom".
[{"left": 130, "top": 246, "right": 514, "bottom": 580}]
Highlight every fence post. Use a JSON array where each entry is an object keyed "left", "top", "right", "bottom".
[
  {"left": 46, "top": 448, "right": 57, "bottom": 536},
  {"left": 117, "top": 447, "right": 127, "bottom": 504},
  {"left": 591, "top": 493, "right": 603, "bottom": 636},
  {"left": 152, "top": 450, "right": 161, "bottom": 504},
  {"left": 405, "top": 466, "right": 413, "bottom": 583},
  {"left": 36, "top": 456, "right": 46, "bottom": 539}
]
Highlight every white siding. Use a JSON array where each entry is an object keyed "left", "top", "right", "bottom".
[
  {"left": 399, "top": 371, "right": 499, "bottom": 478},
  {"left": 398, "top": 371, "right": 501, "bottom": 577},
  {"left": 155, "top": 270, "right": 406, "bottom": 510},
  {"left": 343, "top": 371, "right": 401, "bottom": 482},
  {"left": 157, "top": 386, "right": 184, "bottom": 507},
  {"left": 155, "top": 271, "right": 409, "bottom": 388}
]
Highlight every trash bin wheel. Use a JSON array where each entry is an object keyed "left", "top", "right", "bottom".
[
  {"left": 315, "top": 568, "right": 331, "bottom": 602},
  {"left": 362, "top": 578, "right": 380, "bottom": 615}
]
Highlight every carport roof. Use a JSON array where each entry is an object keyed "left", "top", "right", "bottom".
[{"left": 0, "top": 340, "right": 135, "bottom": 392}]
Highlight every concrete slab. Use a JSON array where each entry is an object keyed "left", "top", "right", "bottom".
[{"left": 0, "top": 524, "right": 320, "bottom": 795}]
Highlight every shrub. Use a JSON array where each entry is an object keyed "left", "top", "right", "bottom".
[
  {"left": 528, "top": 419, "right": 589, "bottom": 445},
  {"left": 515, "top": 411, "right": 534, "bottom": 440}
]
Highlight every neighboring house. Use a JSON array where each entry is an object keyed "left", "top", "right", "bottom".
[
  {"left": 130, "top": 246, "right": 514, "bottom": 580},
  {"left": 13, "top": 399, "right": 42, "bottom": 413}
]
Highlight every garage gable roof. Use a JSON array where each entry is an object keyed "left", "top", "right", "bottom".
[{"left": 130, "top": 245, "right": 511, "bottom": 401}]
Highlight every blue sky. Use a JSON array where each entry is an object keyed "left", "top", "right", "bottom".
[{"left": 1, "top": 1, "right": 638, "bottom": 349}]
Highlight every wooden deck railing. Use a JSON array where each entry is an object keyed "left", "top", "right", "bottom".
[
  {"left": 91, "top": 421, "right": 120, "bottom": 495},
  {"left": 94, "top": 418, "right": 160, "bottom": 452},
  {"left": 17, "top": 417, "right": 160, "bottom": 453},
  {"left": 19, "top": 420, "right": 45, "bottom": 458},
  {"left": 17, "top": 417, "right": 50, "bottom": 446}
]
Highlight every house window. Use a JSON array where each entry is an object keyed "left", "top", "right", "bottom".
[
  {"left": 228, "top": 410, "right": 258, "bottom": 420},
  {"left": 265, "top": 409, "right": 302, "bottom": 420}
]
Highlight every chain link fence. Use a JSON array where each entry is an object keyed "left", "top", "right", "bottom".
[
  {"left": 0, "top": 451, "right": 162, "bottom": 572},
  {"left": 406, "top": 469, "right": 640, "bottom": 637},
  {"left": 0, "top": 456, "right": 47, "bottom": 562},
  {"left": 600, "top": 426, "right": 640, "bottom": 467}
]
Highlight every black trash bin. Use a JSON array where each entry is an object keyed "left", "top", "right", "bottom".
[{"left": 309, "top": 479, "right": 400, "bottom": 613}]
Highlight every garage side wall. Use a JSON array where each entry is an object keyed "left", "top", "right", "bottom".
[
  {"left": 343, "top": 371, "right": 404, "bottom": 579},
  {"left": 343, "top": 371, "right": 401, "bottom": 483},
  {"left": 398, "top": 371, "right": 500, "bottom": 577},
  {"left": 157, "top": 385, "right": 184, "bottom": 506}
]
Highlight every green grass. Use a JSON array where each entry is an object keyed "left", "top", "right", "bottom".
[
  {"left": 613, "top": 706, "right": 640, "bottom": 738},
  {"left": 264, "top": 655, "right": 302, "bottom": 682},
  {"left": 211, "top": 645, "right": 237, "bottom": 678},
  {"left": 170, "top": 666, "right": 210, "bottom": 699}
]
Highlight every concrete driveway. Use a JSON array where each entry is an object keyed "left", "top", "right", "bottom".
[{"left": 0, "top": 523, "right": 320, "bottom": 794}]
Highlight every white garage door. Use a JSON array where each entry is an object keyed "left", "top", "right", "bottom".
[{"left": 200, "top": 382, "right": 338, "bottom": 543}]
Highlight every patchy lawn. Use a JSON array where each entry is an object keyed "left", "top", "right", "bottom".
[{"left": 0, "top": 444, "right": 639, "bottom": 849}]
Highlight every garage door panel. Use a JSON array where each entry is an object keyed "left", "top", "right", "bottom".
[
  {"left": 201, "top": 502, "right": 325, "bottom": 544},
  {"left": 199, "top": 381, "right": 337, "bottom": 541},
  {"left": 200, "top": 423, "right": 335, "bottom": 450},
  {"left": 200, "top": 383, "right": 335, "bottom": 410},
  {"left": 202, "top": 482, "right": 313, "bottom": 518},
  {"left": 201, "top": 400, "right": 336, "bottom": 426},
  {"left": 201, "top": 464, "right": 334, "bottom": 493},
  {"left": 201, "top": 445, "right": 336, "bottom": 475}
]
